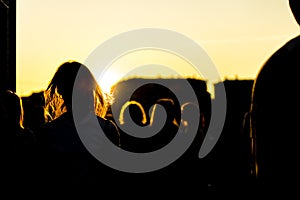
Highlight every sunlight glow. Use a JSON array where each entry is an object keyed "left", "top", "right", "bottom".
[
  {"left": 16, "top": 0, "right": 300, "bottom": 97},
  {"left": 105, "top": 49, "right": 204, "bottom": 80},
  {"left": 98, "top": 70, "right": 122, "bottom": 94}
]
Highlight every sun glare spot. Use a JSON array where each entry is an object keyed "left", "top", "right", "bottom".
[{"left": 98, "top": 71, "right": 121, "bottom": 94}]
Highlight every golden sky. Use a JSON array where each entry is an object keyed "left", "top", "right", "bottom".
[{"left": 16, "top": 0, "right": 300, "bottom": 96}]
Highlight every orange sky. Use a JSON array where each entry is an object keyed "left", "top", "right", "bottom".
[{"left": 16, "top": 0, "right": 300, "bottom": 96}]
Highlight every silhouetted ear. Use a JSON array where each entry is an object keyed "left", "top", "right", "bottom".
[{"left": 289, "top": 0, "right": 300, "bottom": 25}]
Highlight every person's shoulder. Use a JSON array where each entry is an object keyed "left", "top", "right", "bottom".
[
  {"left": 252, "top": 35, "right": 300, "bottom": 102},
  {"left": 97, "top": 117, "right": 119, "bottom": 136},
  {"left": 97, "top": 116, "right": 120, "bottom": 146},
  {"left": 97, "top": 116, "right": 117, "bottom": 129},
  {"left": 39, "top": 113, "right": 73, "bottom": 129},
  {"left": 264, "top": 35, "right": 300, "bottom": 61},
  {"left": 285, "top": 35, "right": 300, "bottom": 52},
  {"left": 12, "top": 127, "right": 36, "bottom": 149},
  {"left": 19, "top": 127, "right": 35, "bottom": 141},
  {"left": 35, "top": 113, "right": 74, "bottom": 139},
  {"left": 255, "top": 35, "right": 300, "bottom": 81}
]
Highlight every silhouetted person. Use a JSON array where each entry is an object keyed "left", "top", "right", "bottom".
[
  {"left": 250, "top": 0, "right": 300, "bottom": 194},
  {"left": 117, "top": 100, "right": 148, "bottom": 152},
  {"left": 118, "top": 98, "right": 180, "bottom": 153},
  {"left": 21, "top": 91, "right": 46, "bottom": 132},
  {"left": 35, "top": 61, "right": 120, "bottom": 186},
  {"left": 147, "top": 98, "right": 181, "bottom": 151},
  {"left": 0, "top": 90, "right": 36, "bottom": 187},
  {"left": 119, "top": 100, "right": 147, "bottom": 127},
  {"left": 180, "top": 102, "right": 205, "bottom": 156}
]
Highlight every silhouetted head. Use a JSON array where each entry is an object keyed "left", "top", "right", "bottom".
[
  {"left": 150, "top": 98, "right": 180, "bottom": 127},
  {"left": 119, "top": 100, "right": 147, "bottom": 126},
  {"left": 181, "top": 102, "right": 200, "bottom": 127},
  {"left": 0, "top": 90, "right": 24, "bottom": 129},
  {"left": 289, "top": 0, "right": 300, "bottom": 25},
  {"left": 44, "top": 61, "right": 108, "bottom": 121}
]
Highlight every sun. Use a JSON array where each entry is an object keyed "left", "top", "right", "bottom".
[{"left": 98, "top": 70, "right": 121, "bottom": 94}]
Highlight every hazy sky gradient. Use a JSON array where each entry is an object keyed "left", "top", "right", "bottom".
[{"left": 17, "top": 0, "right": 300, "bottom": 96}]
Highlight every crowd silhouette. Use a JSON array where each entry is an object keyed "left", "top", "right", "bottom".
[{"left": 1, "top": 0, "right": 299, "bottom": 195}]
